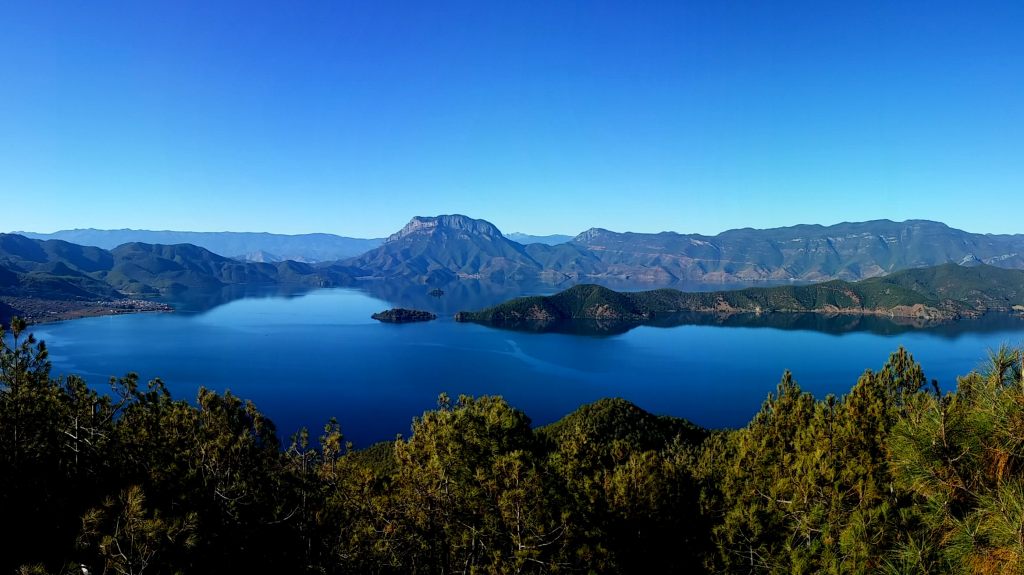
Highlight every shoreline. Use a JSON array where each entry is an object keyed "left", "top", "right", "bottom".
[
  {"left": 0, "top": 296, "right": 174, "bottom": 326},
  {"left": 456, "top": 307, "right": 1024, "bottom": 333}
]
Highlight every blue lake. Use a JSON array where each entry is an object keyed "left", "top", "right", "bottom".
[{"left": 28, "top": 285, "right": 1024, "bottom": 448}]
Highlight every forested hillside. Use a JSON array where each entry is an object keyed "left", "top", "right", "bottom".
[
  {"left": 457, "top": 263, "right": 1024, "bottom": 329},
  {"left": 572, "top": 219, "right": 1024, "bottom": 282},
  {"left": 0, "top": 234, "right": 361, "bottom": 322},
  {"left": 3, "top": 317, "right": 1024, "bottom": 573}
]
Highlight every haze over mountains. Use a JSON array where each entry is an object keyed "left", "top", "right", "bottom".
[
  {"left": 15, "top": 229, "right": 385, "bottom": 262},
  {"left": 506, "top": 233, "right": 573, "bottom": 245},
  {"left": 14, "top": 227, "right": 575, "bottom": 262},
  {"left": 20, "top": 216, "right": 1023, "bottom": 286}
]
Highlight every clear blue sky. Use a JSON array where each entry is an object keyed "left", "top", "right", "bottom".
[{"left": 2, "top": 1, "right": 1022, "bottom": 237}]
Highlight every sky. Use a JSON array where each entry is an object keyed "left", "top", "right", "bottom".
[{"left": 1, "top": 1, "right": 1022, "bottom": 238}]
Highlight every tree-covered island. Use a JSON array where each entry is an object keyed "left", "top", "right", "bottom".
[{"left": 371, "top": 308, "right": 437, "bottom": 323}]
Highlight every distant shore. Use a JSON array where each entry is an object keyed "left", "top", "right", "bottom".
[{"left": 0, "top": 297, "right": 174, "bottom": 325}]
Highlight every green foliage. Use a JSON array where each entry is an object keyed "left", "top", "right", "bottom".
[
  {"left": 889, "top": 345, "right": 1024, "bottom": 573},
  {"left": 4, "top": 317, "right": 1024, "bottom": 573},
  {"left": 0, "top": 233, "right": 353, "bottom": 305},
  {"left": 78, "top": 485, "right": 199, "bottom": 574},
  {"left": 540, "top": 398, "right": 710, "bottom": 571},
  {"left": 706, "top": 349, "right": 935, "bottom": 574},
  {"left": 458, "top": 264, "right": 1024, "bottom": 328},
  {"left": 383, "top": 395, "right": 569, "bottom": 572}
]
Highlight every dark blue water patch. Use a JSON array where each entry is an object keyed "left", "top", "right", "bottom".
[{"left": 26, "top": 287, "right": 1024, "bottom": 448}]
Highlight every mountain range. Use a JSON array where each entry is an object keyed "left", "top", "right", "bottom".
[
  {"left": 506, "top": 233, "right": 573, "bottom": 245},
  {"left": 570, "top": 220, "right": 1024, "bottom": 282},
  {"left": 14, "top": 229, "right": 385, "bottom": 262},
  {"left": 18, "top": 216, "right": 1023, "bottom": 286},
  {"left": 341, "top": 215, "right": 1024, "bottom": 284},
  {"left": 0, "top": 233, "right": 359, "bottom": 320},
  {"left": 4, "top": 214, "right": 1024, "bottom": 321},
  {"left": 13, "top": 227, "right": 576, "bottom": 262}
]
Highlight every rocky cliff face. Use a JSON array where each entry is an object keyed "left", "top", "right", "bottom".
[
  {"left": 572, "top": 228, "right": 614, "bottom": 243},
  {"left": 386, "top": 215, "right": 503, "bottom": 243}
]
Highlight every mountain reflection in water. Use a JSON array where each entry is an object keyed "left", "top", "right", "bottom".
[{"left": 158, "top": 279, "right": 1024, "bottom": 339}]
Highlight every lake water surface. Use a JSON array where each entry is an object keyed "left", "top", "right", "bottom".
[{"left": 29, "top": 284, "right": 1024, "bottom": 447}]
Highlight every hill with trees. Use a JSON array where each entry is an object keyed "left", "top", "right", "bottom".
[
  {"left": 0, "top": 234, "right": 360, "bottom": 322},
  {"left": 455, "top": 263, "right": 1024, "bottom": 330},
  {"left": 570, "top": 219, "right": 1024, "bottom": 282},
  {"left": 3, "top": 317, "right": 1024, "bottom": 572}
]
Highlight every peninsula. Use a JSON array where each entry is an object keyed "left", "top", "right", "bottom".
[
  {"left": 455, "top": 263, "right": 1024, "bottom": 329},
  {"left": 0, "top": 296, "right": 173, "bottom": 325}
]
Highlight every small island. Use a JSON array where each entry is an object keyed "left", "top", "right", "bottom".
[{"left": 372, "top": 308, "right": 437, "bottom": 323}]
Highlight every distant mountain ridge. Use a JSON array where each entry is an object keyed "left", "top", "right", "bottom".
[
  {"left": 14, "top": 229, "right": 384, "bottom": 262},
  {"left": 570, "top": 219, "right": 1024, "bottom": 282},
  {"left": 234, "top": 250, "right": 284, "bottom": 263},
  {"left": 11, "top": 215, "right": 1024, "bottom": 289},
  {"left": 507, "top": 233, "right": 573, "bottom": 245},
  {"left": 0, "top": 233, "right": 358, "bottom": 319},
  {"left": 344, "top": 215, "right": 1024, "bottom": 284}
]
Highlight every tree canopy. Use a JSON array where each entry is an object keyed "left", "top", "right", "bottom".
[{"left": 3, "top": 316, "right": 1023, "bottom": 573}]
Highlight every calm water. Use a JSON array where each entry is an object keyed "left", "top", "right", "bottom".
[{"left": 28, "top": 285, "right": 1024, "bottom": 448}]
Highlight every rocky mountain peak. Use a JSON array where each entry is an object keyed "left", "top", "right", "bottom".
[
  {"left": 572, "top": 228, "right": 613, "bottom": 243},
  {"left": 386, "top": 215, "right": 504, "bottom": 243}
]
